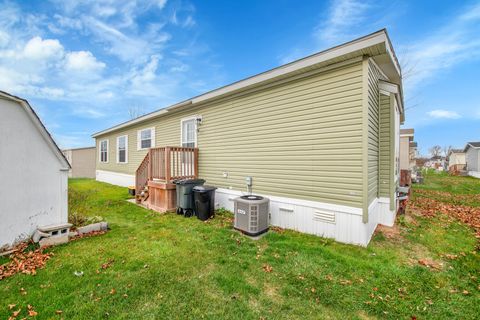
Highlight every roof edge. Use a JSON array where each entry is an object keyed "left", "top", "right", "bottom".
[
  {"left": 0, "top": 90, "right": 71, "bottom": 169},
  {"left": 93, "top": 29, "right": 398, "bottom": 138}
]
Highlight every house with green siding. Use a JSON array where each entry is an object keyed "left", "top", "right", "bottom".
[{"left": 92, "top": 29, "right": 404, "bottom": 246}]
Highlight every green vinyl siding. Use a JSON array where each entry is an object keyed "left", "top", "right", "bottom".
[
  {"left": 96, "top": 60, "right": 365, "bottom": 208},
  {"left": 379, "top": 93, "right": 392, "bottom": 198},
  {"left": 366, "top": 59, "right": 388, "bottom": 205}
]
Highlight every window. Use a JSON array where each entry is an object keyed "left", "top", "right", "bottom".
[
  {"left": 181, "top": 118, "right": 197, "bottom": 148},
  {"left": 117, "top": 135, "right": 128, "bottom": 163},
  {"left": 137, "top": 127, "right": 155, "bottom": 150},
  {"left": 99, "top": 139, "right": 108, "bottom": 163}
]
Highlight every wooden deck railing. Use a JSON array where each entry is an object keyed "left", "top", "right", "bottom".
[{"left": 135, "top": 146, "right": 199, "bottom": 194}]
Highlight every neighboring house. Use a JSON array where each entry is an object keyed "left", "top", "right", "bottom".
[
  {"left": 92, "top": 29, "right": 404, "bottom": 246},
  {"left": 447, "top": 149, "right": 466, "bottom": 173},
  {"left": 62, "top": 147, "right": 96, "bottom": 178},
  {"left": 399, "top": 128, "right": 416, "bottom": 171},
  {"left": 464, "top": 142, "right": 480, "bottom": 178},
  {"left": 0, "top": 91, "right": 70, "bottom": 249},
  {"left": 425, "top": 156, "right": 446, "bottom": 171},
  {"left": 409, "top": 142, "right": 418, "bottom": 169}
]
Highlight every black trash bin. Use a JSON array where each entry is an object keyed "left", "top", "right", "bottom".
[
  {"left": 174, "top": 179, "right": 205, "bottom": 217},
  {"left": 193, "top": 185, "right": 217, "bottom": 221}
]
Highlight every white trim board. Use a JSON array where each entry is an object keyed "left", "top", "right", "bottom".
[
  {"left": 468, "top": 171, "right": 480, "bottom": 179},
  {"left": 96, "top": 170, "right": 135, "bottom": 187},
  {"left": 215, "top": 188, "right": 392, "bottom": 246},
  {"left": 215, "top": 188, "right": 363, "bottom": 216},
  {"left": 92, "top": 29, "right": 401, "bottom": 138}
]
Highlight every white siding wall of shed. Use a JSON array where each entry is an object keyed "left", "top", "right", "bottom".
[
  {"left": 0, "top": 98, "right": 68, "bottom": 248},
  {"left": 466, "top": 147, "right": 480, "bottom": 177}
]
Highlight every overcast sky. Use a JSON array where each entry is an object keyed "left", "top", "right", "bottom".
[{"left": 1, "top": 0, "right": 479, "bottom": 154}]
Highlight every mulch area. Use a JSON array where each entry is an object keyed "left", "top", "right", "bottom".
[{"left": 410, "top": 189, "right": 480, "bottom": 239}]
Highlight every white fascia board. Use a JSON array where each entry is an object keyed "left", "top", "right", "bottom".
[
  {"left": 193, "top": 31, "right": 389, "bottom": 104},
  {"left": 92, "top": 30, "right": 395, "bottom": 138},
  {"left": 379, "top": 80, "right": 405, "bottom": 118},
  {"left": 92, "top": 108, "right": 170, "bottom": 138}
]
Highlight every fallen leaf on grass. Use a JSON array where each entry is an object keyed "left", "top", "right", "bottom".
[
  {"left": 443, "top": 254, "right": 458, "bottom": 260},
  {"left": 12, "top": 309, "right": 21, "bottom": 317},
  {"left": 418, "top": 259, "right": 443, "bottom": 270},
  {"left": 110, "top": 288, "right": 116, "bottom": 295},
  {"left": 340, "top": 279, "right": 352, "bottom": 285},
  {"left": 8, "top": 304, "right": 16, "bottom": 310},
  {"left": 262, "top": 264, "right": 273, "bottom": 273},
  {"left": 28, "top": 310, "right": 38, "bottom": 317},
  {"left": 55, "top": 310, "right": 63, "bottom": 315},
  {"left": 462, "top": 290, "right": 469, "bottom": 295},
  {"left": 310, "top": 287, "right": 316, "bottom": 293}
]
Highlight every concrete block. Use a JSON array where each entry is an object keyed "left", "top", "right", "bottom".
[
  {"left": 32, "top": 230, "right": 50, "bottom": 243},
  {"left": 76, "top": 222, "right": 108, "bottom": 235},
  {"left": 39, "top": 235, "right": 69, "bottom": 248}
]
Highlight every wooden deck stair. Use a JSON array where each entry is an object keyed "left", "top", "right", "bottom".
[{"left": 135, "top": 146, "right": 199, "bottom": 212}]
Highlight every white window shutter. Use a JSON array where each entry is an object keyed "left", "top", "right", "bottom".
[
  {"left": 151, "top": 127, "right": 156, "bottom": 148},
  {"left": 125, "top": 135, "right": 128, "bottom": 163},
  {"left": 137, "top": 130, "right": 141, "bottom": 150}
]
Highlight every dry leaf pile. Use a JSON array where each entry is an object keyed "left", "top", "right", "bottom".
[
  {"left": 410, "top": 190, "right": 480, "bottom": 238},
  {"left": 0, "top": 242, "right": 52, "bottom": 280}
]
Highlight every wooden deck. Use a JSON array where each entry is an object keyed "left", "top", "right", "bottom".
[{"left": 135, "top": 146, "right": 199, "bottom": 212}]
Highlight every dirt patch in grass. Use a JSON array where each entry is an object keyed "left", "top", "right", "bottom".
[
  {"left": 405, "top": 243, "right": 444, "bottom": 270},
  {"left": 263, "top": 282, "right": 282, "bottom": 302},
  {"left": 375, "top": 224, "right": 402, "bottom": 240}
]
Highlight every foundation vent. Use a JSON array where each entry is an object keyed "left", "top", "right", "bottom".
[{"left": 313, "top": 209, "right": 336, "bottom": 224}]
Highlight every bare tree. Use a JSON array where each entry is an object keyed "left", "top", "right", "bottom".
[
  {"left": 443, "top": 145, "right": 453, "bottom": 157},
  {"left": 429, "top": 145, "right": 442, "bottom": 158},
  {"left": 128, "top": 106, "right": 146, "bottom": 119}
]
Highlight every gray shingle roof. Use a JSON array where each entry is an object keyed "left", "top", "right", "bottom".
[{"left": 468, "top": 142, "right": 480, "bottom": 148}]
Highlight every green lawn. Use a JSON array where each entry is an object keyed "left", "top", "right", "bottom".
[{"left": 1, "top": 177, "right": 479, "bottom": 319}]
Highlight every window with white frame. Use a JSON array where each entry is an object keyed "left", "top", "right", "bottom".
[
  {"left": 137, "top": 127, "right": 155, "bottom": 150},
  {"left": 181, "top": 118, "right": 196, "bottom": 148},
  {"left": 100, "top": 139, "right": 108, "bottom": 163},
  {"left": 117, "top": 135, "right": 128, "bottom": 163}
]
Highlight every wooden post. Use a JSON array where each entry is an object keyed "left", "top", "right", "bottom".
[
  {"left": 165, "top": 147, "right": 171, "bottom": 183},
  {"left": 194, "top": 148, "right": 199, "bottom": 178}
]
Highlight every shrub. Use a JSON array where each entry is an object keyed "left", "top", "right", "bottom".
[{"left": 68, "top": 189, "right": 103, "bottom": 227}]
